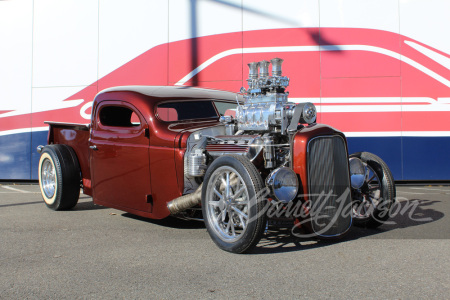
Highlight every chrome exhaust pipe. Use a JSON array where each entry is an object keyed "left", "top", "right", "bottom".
[
  {"left": 167, "top": 174, "right": 240, "bottom": 214},
  {"left": 167, "top": 183, "right": 203, "bottom": 215}
]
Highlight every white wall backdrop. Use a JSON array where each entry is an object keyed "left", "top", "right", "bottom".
[{"left": 0, "top": 0, "right": 449, "bottom": 180}]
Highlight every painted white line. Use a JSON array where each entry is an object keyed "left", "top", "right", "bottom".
[
  {"left": 290, "top": 97, "right": 450, "bottom": 113},
  {"left": 1, "top": 186, "right": 32, "bottom": 193},
  {"left": 0, "top": 192, "right": 24, "bottom": 194},
  {"left": 405, "top": 40, "right": 450, "bottom": 69},
  {"left": 397, "top": 190, "right": 447, "bottom": 196},
  {"left": 290, "top": 97, "right": 434, "bottom": 104},
  {"left": 344, "top": 131, "right": 402, "bottom": 137},
  {"left": 0, "top": 126, "right": 49, "bottom": 137},
  {"left": 2, "top": 128, "right": 449, "bottom": 138},
  {"left": 2, "top": 126, "right": 450, "bottom": 138},
  {"left": 175, "top": 45, "right": 450, "bottom": 88},
  {"left": 0, "top": 192, "right": 40, "bottom": 194},
  {"left": 401, "top": 131, "right": 450, "bottom": 137},
  {"left": 396, "top": 191, "right": 426, "bottom": 195},
  {"left": 409, "top": 187, "right": 450, "bottom": 192},
  {"left": 317, "top": 104, "right": 450, "bottom": 113},
  {"left": 344, "top": 131, "right": 450, "bottom": 137},
  {"left": 0, "top": 99, "right": 84, "bottom": 119}
]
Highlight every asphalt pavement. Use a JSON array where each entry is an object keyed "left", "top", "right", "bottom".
[{"left": 0, "top": 184, "right": 449, "bottom": 299}]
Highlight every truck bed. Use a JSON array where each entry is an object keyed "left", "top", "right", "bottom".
[{"left": 45, "top": 121, "right": 92, "bottom": 195}]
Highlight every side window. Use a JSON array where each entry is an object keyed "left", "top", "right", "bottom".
[
  {"left": 99, "top": 106, "right": 141, "bottom": 127},
  {"left": 130, "top": 112, "right": 140, "bottom": 125}
]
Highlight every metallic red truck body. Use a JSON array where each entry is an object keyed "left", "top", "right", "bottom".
[
  {"left": 46, "top": 86, "right": 346, "bottom": 221},
  {"left": 46, "top": 86, "right": 343, "bottom": 220},
  {"left": 46, "top": 87, "right": 248, "bottom": 219}
]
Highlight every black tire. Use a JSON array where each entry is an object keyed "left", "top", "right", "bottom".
[
  {"left": 38, "top": 145, "right": 81, "bottom": 210},
  {"left": 202, "top": 155, "right": 267, "bottom": 253},
  {"left": 350, "top": 152, "right": 396, "bottom": 228}
]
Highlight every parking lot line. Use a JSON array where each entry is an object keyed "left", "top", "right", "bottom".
[
  {"left": 1, "top": 186, "right": 32, "bottom": 193},
  {"left": 397, "top": 191, "right": 426, "bottom": 195},
  {"left": 409, "top": 187, "right": 450, "bottom": 193}
]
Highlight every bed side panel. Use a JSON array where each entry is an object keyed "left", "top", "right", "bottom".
[{"left": 48, "top": 123, "right": 91, "bottom": 194}]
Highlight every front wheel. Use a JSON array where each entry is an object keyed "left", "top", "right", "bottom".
[
  {"left": 350, "top": 152, "right": 396, "bottom": 228},
  {"left": 202, "top": 155, "right": 267, "bottom": 253}
]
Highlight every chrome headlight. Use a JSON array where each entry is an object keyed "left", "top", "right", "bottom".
[
  {"left": 349, "top": 157, "right": 366, "bottom": 189},
  {"left": 299, "top": 102, "right": 316, "bottom": 124},
  {"left": 266, "top": 167, "right": 299, "bottom": 203}
]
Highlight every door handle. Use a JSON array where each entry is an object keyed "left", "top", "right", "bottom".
[{"left": 89, "top": 145, "right": 98, "bottom": 151}]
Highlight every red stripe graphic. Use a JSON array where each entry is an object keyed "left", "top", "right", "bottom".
[{"left": 1, "top": 28, "right": 449, "bottom": 135}]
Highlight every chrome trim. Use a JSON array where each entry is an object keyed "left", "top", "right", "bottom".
[
  {"left": 349, "top": 157, "right": 366, "bottom": 189},
  {"left": 37, "top": 145, "right": 44, "bottom": 153},
  {"left": 265, "top": 167, "right": 299, "bottom": 203},
  {"left": 352, "top": 163, "right": 382, "bottom": 220},
  {"left": 301, "top": 102, "right": 317, "bottom": 124},
  {"left": 41, "top": 158, "right": 56, "bottom": 198},
  {"left": 183, "top": 126, "right": 227, "bottom": 194}
]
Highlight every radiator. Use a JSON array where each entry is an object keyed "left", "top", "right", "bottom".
[{"left": 307, "top": 136, "right": 352, "bottom": 237}]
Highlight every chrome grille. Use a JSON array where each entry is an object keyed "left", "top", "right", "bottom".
[{"left": 307, "top": 136, "right": 352, "bottom": 237}]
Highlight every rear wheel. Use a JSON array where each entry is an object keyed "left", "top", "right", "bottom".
[
  {"left": 350, "top": 152, "right": 396, "bottom": 228},
  {"left": 202, "top": 155, "right": 267, "bottom": 253},
  {"left": 38, "top": 145, "right": 81, "bottom": 210}
]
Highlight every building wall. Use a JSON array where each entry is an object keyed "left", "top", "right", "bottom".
[{"left": 1, "top": 0, "right": 449, "bottom": 180}]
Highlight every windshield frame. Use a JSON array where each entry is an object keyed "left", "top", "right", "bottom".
[{"left": 154, "top": 99, "right": 238, "bottom": 123}]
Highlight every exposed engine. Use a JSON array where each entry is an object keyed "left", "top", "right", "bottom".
[
  {"left": 180, "top": 58, "right": 318, "bottom": 201},
  {"left": 237, "top": 58, "right": 316, "bottom": 134},
  {"left": 167, "top": 57, "right": 387, "bottom": 246}
]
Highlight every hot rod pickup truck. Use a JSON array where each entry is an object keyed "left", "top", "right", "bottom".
[{"left": 37, "top": 58, "right": 396, "bottom": 253}]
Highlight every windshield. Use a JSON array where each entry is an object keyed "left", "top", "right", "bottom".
[
  {"left": 156, "top": 100, "right": 238, "bottom": 122},
  {"left": 214, "top": 101, "right": 238, "bottom": 116}
]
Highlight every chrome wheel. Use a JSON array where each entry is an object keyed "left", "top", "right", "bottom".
[
  {"left": 206, "top": 166, "right": 250, "bottom": 243},
  {"left": 352, "top": 163, "right": 381, "bottom": 219},
  {"left": 202, "top": 155, "right": 267, "bottom": 253},
  {"left": 41, "top": 158, "right": 56, "bottom": 199},
  {"left": 350, "top": 152, "right": 396, "bottom": 228}
]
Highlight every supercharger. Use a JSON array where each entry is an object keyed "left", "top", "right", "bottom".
[{"left": 237, "top": 58, "right": 316, "bottom": 134}]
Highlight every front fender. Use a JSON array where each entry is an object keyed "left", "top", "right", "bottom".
[{"left": 292, "top": 123, "right": 347, "bottom": 200}]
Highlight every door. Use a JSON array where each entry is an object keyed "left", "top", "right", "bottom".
[{"left": 90, "top": 100, "right": 152, "bottom": 212}]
